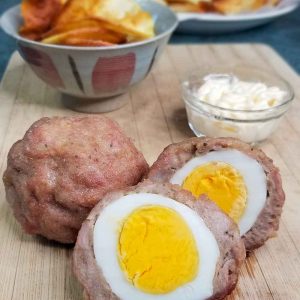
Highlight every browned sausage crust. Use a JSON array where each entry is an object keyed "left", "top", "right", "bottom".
[
  {"left": 3, "top": 116, "right": 148, "bottom": 243},
  {"left": 147, "top": 137, "right": 285, "bottom": 251},
  {"left": 73, "top": 180, "right": 245, "bottom": 300}
]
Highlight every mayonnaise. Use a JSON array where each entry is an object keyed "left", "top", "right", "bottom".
[
  {"left": 184, "top": 74, "right": 289, "bottom": 143},
  {"left": 196, "top": 74, "right": 287, "bottom": 110}
]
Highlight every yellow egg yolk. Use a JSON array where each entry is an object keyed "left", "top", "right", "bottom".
[
  {"left": 182, "top": 162, "right": 247, "bottom": 222},
  {"left": 118, "top": 205, "right": 199, "bottom": 294}
]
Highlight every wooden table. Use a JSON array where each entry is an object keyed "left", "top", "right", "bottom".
[{"left": 0, "top": 44, "right": 300, "bottom": 300}]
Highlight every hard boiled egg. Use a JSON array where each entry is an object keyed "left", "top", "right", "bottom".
[
  {"left": 73, "top": 181, "right": 245, "bottom": 300},
  {"left": 147, "top": 137, "right": 285, "bottom": 251},
  {"left": 170, "top": 149, "right": 267, "bottom": 235},
  {"left": 93, "top": 193, "right": 219, "bottom": 300}
]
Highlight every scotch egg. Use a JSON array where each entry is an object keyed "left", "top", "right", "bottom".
[
  {"left": 73, "top": 181, "right": 245, "bottom": 300},
  {"left": 147, "top": 137, "right": 285, "bottom": 251}
]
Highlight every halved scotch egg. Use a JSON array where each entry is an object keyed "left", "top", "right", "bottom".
[
  {"left": 73, "top": 180, "right": 245, "bottom": 300},
  {"left": 147, "top": 137, "right": 285, "bottom": 251}
]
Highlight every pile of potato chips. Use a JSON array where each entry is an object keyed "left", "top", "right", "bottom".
[
  {"left": 162, "top": 0, "right": 279, "bottom": 14},
  {"left": 20, "top": 0, "right": 155, "bottom": 46}
]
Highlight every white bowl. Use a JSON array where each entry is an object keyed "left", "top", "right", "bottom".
[
  {"left": 176, "top": 0, "right": 299, "bottom": 34},
  {"left": 0, "top": 1, "right": 178, "bottom": 112},
  {"left": 182, "top": 65, "right": 294, "bottom": 144}
]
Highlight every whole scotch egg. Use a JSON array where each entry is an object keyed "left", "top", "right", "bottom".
[
  {"left": 73, "top": 180, "right": 245, "bottom": 300},
  {"left": 3, "top": 116, "right": 148, "bottom": 243},
  {"left": 147, "top": 137, "right": 285, "bottom": 251}
]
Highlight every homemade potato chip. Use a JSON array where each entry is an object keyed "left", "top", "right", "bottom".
[
  {"left": 53, "top": 0, "right": 154, "bottom": 40},
  {"left": 43, "top": 19, "right": 102, "bottom": 37},
  {"left": 20, "top": 0, "right": 65, "bottom": 40},
  {"left": 167, "top": 2, "right": 206, "bottom": 12},
  {"left": 90, "top": 0, "right": 155, "bottom": 39},
  {"left": 59, "top": 38, "right": 114, "bottom": 46},
  {"left": 43, "top": 19, "right": 126, "bottom": 42},
  {"left": 53, "top": 0, "right": 97, "bottom": 26},
  {"left": 166, "top": 0, "right": 278, "bottom": 14},
  {"left": 42, "top": 26, "right": 126, "bottom": 45},
  {"left": 19, "top": 0, "right": 155, "bottom": 46},
  {"left": 212, "top": 0, "right": 264, "bottom": 14}
]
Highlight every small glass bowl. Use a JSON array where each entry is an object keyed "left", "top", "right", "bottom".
[{"left": 182, "top": 65, "right": 294, "bottom": 144}]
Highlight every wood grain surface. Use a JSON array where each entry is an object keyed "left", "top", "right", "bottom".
[{"left": 0, "top": 44, "right": 299, "bottom": 300}]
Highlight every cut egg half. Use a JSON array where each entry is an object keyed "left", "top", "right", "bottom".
[
  {"left": 170, "top": 149, "right": 267, "bottom": 235},
  {"left": 93, "top": 193, "right": 220, "bottom": 300}
]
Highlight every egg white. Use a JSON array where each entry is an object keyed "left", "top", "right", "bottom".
[
  {"left": 170, "top": 149, "right": 267, "bottom": 235},
  {"left": 93, "top": 193, "right": 220, "bottom": 300}
]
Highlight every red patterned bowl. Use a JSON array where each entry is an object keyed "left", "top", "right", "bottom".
[{"left": 1, "top": 1, "right": 178, "bottom": 112}]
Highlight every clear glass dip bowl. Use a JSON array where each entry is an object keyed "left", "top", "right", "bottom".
[{"left": 182, "top": 65, "right": 294, "bottom": 144}]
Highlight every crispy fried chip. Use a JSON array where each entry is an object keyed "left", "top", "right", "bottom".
[
  {"left": 53, "top": 0, "right": 154, "bottom": 40},
  {"left": 91, "top": 0, "right": 155, "bottom": 39},
  {"left": 19, "top": 0, "right": 155, "bottom": 45},
  {"left": 42, "top": 25, "right": 126, "bottom": 45},
  {"left": 53, "top": 0, "right": 97, "bottom": 26},
  {"left": 209, "top": 0, "right": 267, "bottom": 14},
  {"left": 46, "top": 18, "right": 103, "bottom": 36},
  {"left": 167, "top": 2, "right": 206, "bottom": 12},
  {"left": 57, "top": 38, "right": 115, "bottom": 46},
  {"left": 20, "top": 0, "right": 65, "bottom": 40},
  {"left": 166, "top": 0, "right": 276, "bottom": 14},
  {"left": 166, "top": 0, "right": 215, "bottom": 13}
]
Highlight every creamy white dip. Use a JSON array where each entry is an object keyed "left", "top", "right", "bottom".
[
  {"left": 185, "top": 74, "right": 288, "bottom": 143},
  {"left": 195, "top": 74, "right": 286, "bottom": 110}
]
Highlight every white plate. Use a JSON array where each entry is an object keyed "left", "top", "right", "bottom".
[{"left": 176, "top": 0, "right": 299, "bottom": 34}]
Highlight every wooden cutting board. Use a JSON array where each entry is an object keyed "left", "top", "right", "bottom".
[{"left": 0, "top": 44, "right": 300, "bottom": 300}]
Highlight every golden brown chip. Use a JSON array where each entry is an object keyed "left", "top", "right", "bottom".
[
  {"left": 166, "top": 0, "right": 275, "bottom": 13},
  {"left": 59, "top": 38, "right": 115, "bottom": 46},
  {"left": 51, "top": 0, "right": 154, "bottom": 42},
  {"left": 19, "top": 0, "right": 155, "bottom": 45},
  {"left": 43, "top": 18, "right": 126, "bottom": 42},
  {"left": 42, "top": 26, "right": 126, "bottom": 45},
  {"left": 43, "top": 18, "right": 102, "bottom": 37},
  {"left": 166, "top": 0, "right": 216, "bottom": 13},
  {"left": 53, "top": 0, "right": 97, "bottom": 27},
  {"left": 20, "top": 0, "right": 64, "bottom": 40},
  {"left": 212, "top": 0, "right": 263, "bottom": 14},
  {"left": 90, "top": 0, "right": 155, "bottom": 39},
  {"left": 167, "top": 2, "right": 204, "bottom": 12}
]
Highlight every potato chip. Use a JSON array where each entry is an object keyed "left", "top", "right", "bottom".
[
  {"left": 167, "top": 2, "right": 206, "bottom": 12},
  {"left": 20, "top": 0, "right": 64, "bottom": 39},
  {"left": 44, "top": 18, "right": 102, "bottom": 36},
  {"left": 54, "top": 0, "right": 154, "bottom": 39},
  {"left": 90, "top": 0, "right": 155, "bottom": 39},
  {"left": 43, "top": 18, "right": 124, "bottom": 38},
  {"left": 58, "top": 38, "right": 115, "bottom": 46},
  {"left": 19, "top": 0, "right": 155, "bottom": 46},
  {"left": 42, "top": 26, "right": 126, "bottom": 45},
  {"left": 53, "top": 0, "right": 97, "bottom": 26},
  {"left": 211, "top": 0, "right": 266, "bottom": 14},
  {"left": 166, "top": 0, "right": 277, "bottom": 14}
]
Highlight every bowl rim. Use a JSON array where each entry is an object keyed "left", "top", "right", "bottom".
[
  {"left": 182, "top": 66, "right": 295, "bottom": 114},
  {"left": 0, "top": 1, "right": 179, "bottom": 51},
  {"left": 176, "top": 1, "right": 299, "bottom": 22}
]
